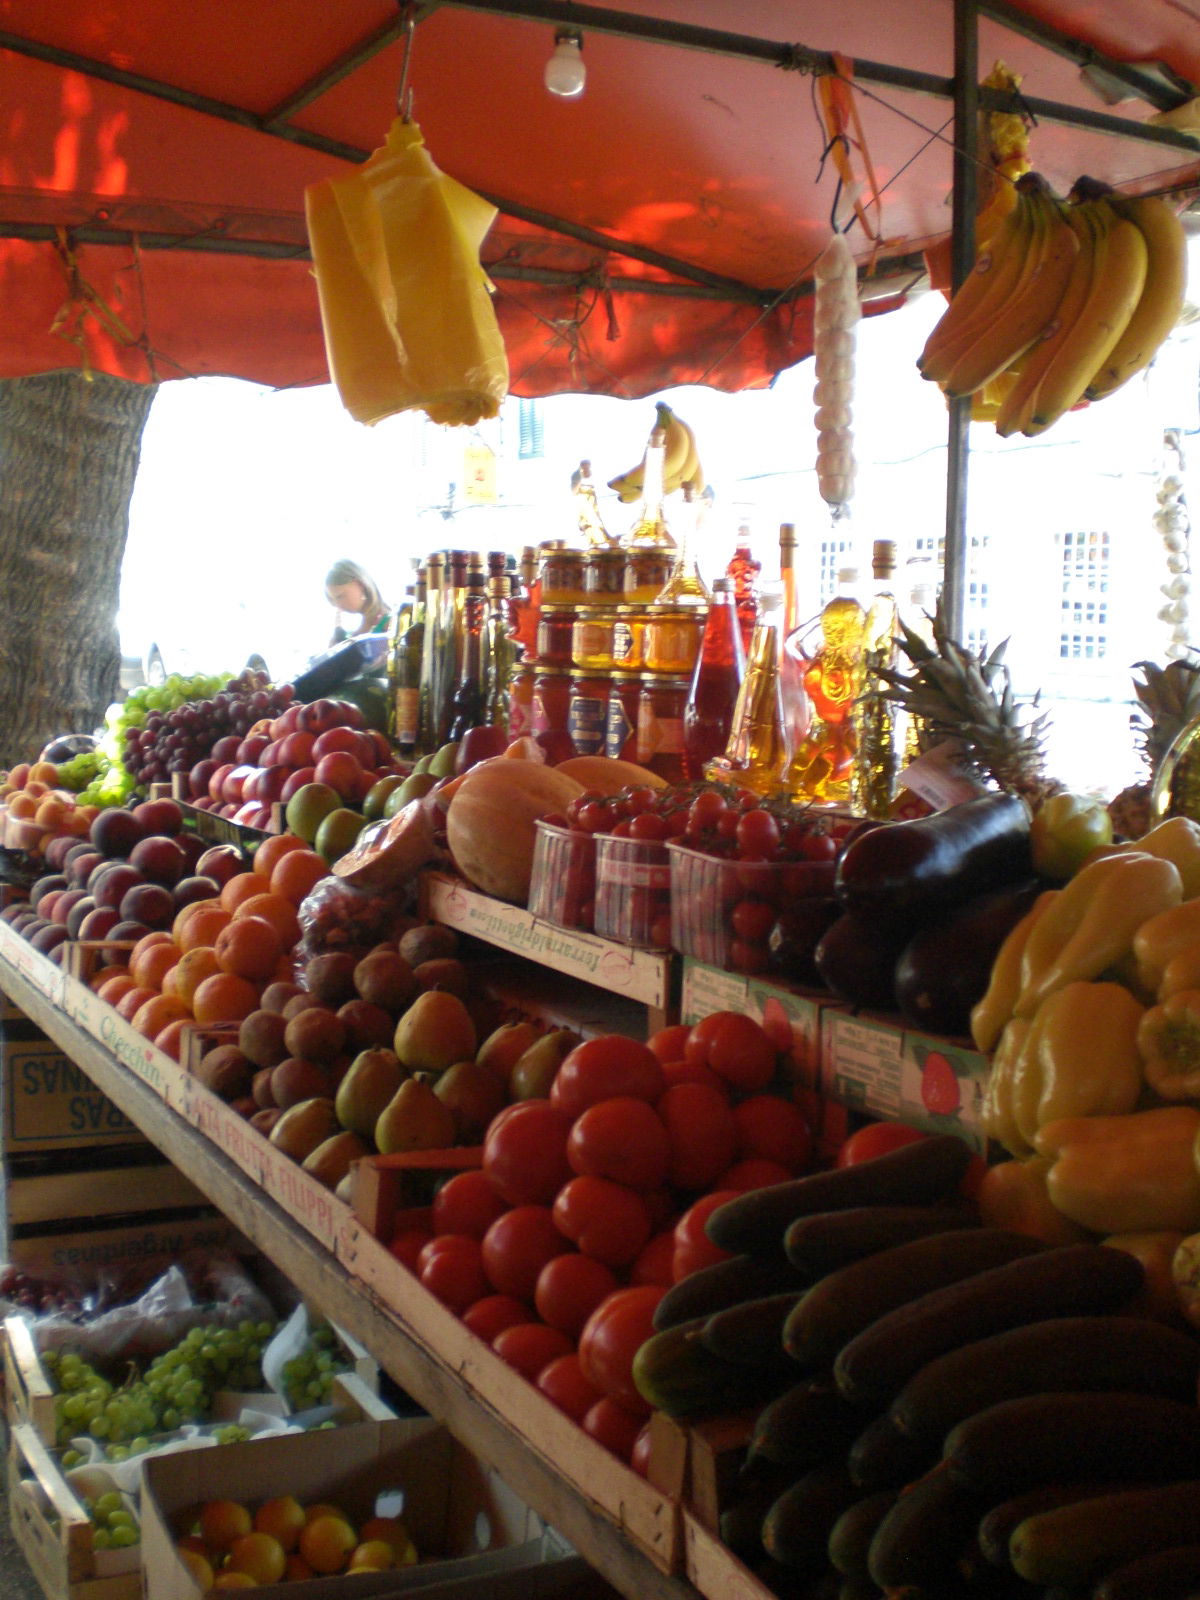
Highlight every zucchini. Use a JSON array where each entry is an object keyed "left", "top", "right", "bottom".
[
  {"left": 751, "top": 1377, "right": 867, "bottom": 1469},
  {"left": 827, "top": 1488, "right": 900, "bottom": 1581},
  {"left": 700, "top": 1291, "right": 805, "bottom": 1375},
  {"left": 846, "top": 1411, "right": 938, "bottom": 1490},
  {"left": 784, "top": 1202, "right": 978, "bottom": 1277},
  {"left": 977, "top": 1482, "right": 1136, "bottom": 1569},
  {"left": 653, "top": 1253, "right": 807, "bottom": 1331},
  {"left": 631, "top": 1316, "right": 785, "bottom": 1419},
  {"left": 718, "top": 1461, "right": 807, "bottom": 1562},
  {"left": 893, "top": 881, "right": 1040, "bottom": 1035},
  {"left": 834, "top": 1242, "right": 1145, "bottom": 1407},
  {"left": 866, "top": 1460, "right": 991, "bottom": 1592},
  {"left": 761, "top": 1463, "right": 862, "bottom": 1571},
  {"left": 889, "top": 1315, "right": 1200, "bottom": 1445},
  {"left": 783, "top": 1227, "right": 1044, "bottom": 1369},
  {"left": 1010, "top": 1480, "right": 1200, "bottom": 1588},
  {"left": 944, "top": 1393, "right": 1200, "bottom": 1500},
  {"left": 836, "top": 792, "right": 1033, "bottom": 921},
  {"left": 706, "top": 1134, "right": 974, "bottom": 1257},
  {"left": 1095, "top": 1545, "right": 1200, "bottom": 1600}
]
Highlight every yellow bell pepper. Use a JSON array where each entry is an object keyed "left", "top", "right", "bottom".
[
  {"left": 1137, "top": 990, "right": 1200, "bottom": 1100},
  {"left": 1009, "top": 981, "right": 1143, "bottom": 1147},
  {"left": 981, "top": 1015, "right": 1035, "bottom": 1157},
  {"left": 1014, "top": 852, "right": 1182, "bottom": 1018},
  {"left": 1131, "top": 816, "right": 1200, "bottom": 898},
  {"left": 1132, "top": 899, "right": 1200, "bottom": 997},
  {"left": 976, "top": 1154, "right": 1092, "bottom": 1246},
  {"left": 1034, "top": 1106, "right": 1200, "bottom": 1234},
  {"left": 1160, "top": 945, "right": 1200, "bottom": 1001},
  {"left": 970, "top": 889, "right": 1059, "bottom": 1053}
]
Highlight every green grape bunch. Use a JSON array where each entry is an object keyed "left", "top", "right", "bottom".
[{"left": 281, "top": 1321, "right": 348, "bottom": 1410}]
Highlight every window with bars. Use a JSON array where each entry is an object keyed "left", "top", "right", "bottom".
[
  {"left": 1058, "top": 530, "right": 1110, "bottom": 660},
  {"left": 817, "top": 538, "right": 856, "bottom": 605},
  {"left": 517, "top": 398, "right": 544, "bottom": 459}
]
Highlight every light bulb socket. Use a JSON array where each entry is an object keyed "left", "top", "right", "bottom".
[{"left": 544, "top": 29, "right": 585, "bottom": 98}]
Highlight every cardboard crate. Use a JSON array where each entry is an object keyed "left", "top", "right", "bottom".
[
  {"left": 1, "top": 1034, "right": 146, "bottom": 1156},
  {"left": 3, "top": 1209, "right": 243, "bottom": 1280},
  {"left": 9, "top": 1420, "right": 140, "bottom": 1600},
  {"left": 142, "top": 1416, "right": 558, "bottom": 1599}
]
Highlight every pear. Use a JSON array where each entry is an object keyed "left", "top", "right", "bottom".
[
  {"left": 375, "top": 1077, "right": 458, "bottom": 1155},
  {"left": 335, "top": 1048, "right": 407, "bottom": 1141},
  {"left": 475, "top": 1021, "right": 541, "bottom": 1088},
  {"left": 428, "top": 741, "right": 460, "bottom": 778},
  {"left": 510, "top": 1028, "right": 581, "bottom": 1100},
  {"left": 269, "top": 1097, "right": 339, "bottom": 1162},
  {"left": 434, "top": 1060, "right": 507, "bottom": 1143},
  {"left": 303, "top": 1130, "right": 368, "bottom": 1189},
  {"left": 393, "top": 990, "right": 476, "bottom": 1074}
]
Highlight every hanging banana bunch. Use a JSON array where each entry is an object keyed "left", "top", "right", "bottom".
[
  {"left": 919, "top": 171, "right": 1188, "bottom": 437},
  {"left": 813, "top": 233, "right": 860, "bottom": 508},
  {"left": 607, "top": 402, "right": 705, "bottom": 503}
]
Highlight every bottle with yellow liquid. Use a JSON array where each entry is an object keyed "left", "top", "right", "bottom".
[
  {"left": 711, "top": 589, "right": 787, "bottom": 794},
  {"left": 785, "top": 568, "right": 867, "bottom": 803},
  {"left": 852, "top": 540, "right": 902, "bottom": 819},
  {"left": 625, "top": 428, "right": 675, "bottom": 549},
  {"left": 656, "top": 484, "right": 710, "bottom": 605}
]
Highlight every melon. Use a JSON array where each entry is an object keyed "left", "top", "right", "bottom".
[
  {"left": 446, "top": 762, "right": 584, "bottom": 904},
  {"left": 554, "top": 757, "right": 667, "bottom": 793},
  {"left": 331, "top": 799, "right": 439, "bottom": 891}
]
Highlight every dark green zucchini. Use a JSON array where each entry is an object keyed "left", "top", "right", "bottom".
[
  {"left": 631, "top": 1316, "right": 785, "bottom": 1419},
  {"left": 846, "top": 1411, "right": 939, "bottom": 1490},
  {"left": 827, "top": 1488, "right": 900, "bottom": 1581},
  {"left": 783, "top": 1202, "right": 978, "bottom": 1277},
  {"left": 751, "top": 1377, "right": 867, "bottom": 1469},
  {"left": 866, "top": 1460, "right": 992, "bottom": 1592},
  {"left": 653, "top": 1253, "right": 807, "bottom": 1330},
  {"left": 1095, "top": 1545, "right": 1200, "bottom": 1600},
  {"left": 718, "top": 1461, "right": 808, "bottom": 1562},
  {"left": 977, "top": 1482, "right": 1135, "bottom": 1569},
  {"left": 700, "top": 1291, "right": 804, "bottom": 1375},
  {"left": 762, "top": 1463, "right": 862, "bottom": 1572}
]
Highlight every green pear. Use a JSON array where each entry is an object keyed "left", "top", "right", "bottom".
[
  {"left": 393, "top": 990, "right": 476, "bottom": 1074},
  {"left": 385, "top": 771, "right": 437, "bottom": 817},
  {"left": 475, "top": 1021, "right": 541, "bottom": 1089},
  {"left": 434, "top": 1060, "right": 507, "bottom": 1143},
  {"left": 335, "top": 1048, "right": 407, "bottom": 1142},
  {"left": 413, "top": 753, "right": 434, "bottom": 775},
  {"left": 375, "top": 1076, "right": 458, "bottom": 1155},
  {"left": 510, "top": 1028, "right": 581, "bottom": 1100},
  {"left": 302, "top": 1130, "right": 368, "bottom": 1189},
  {"left": 428, "top": 740, "right": 460, "bottom": 778}
]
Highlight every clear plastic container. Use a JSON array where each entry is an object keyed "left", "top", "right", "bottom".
[
  {"left": 529, "top": 819, "right": 596, "bottom": 932},
  {"left": 594, "top": 835, "right": 672, "bottom": 949},
  {"left": 666, "top": 839, "right": 788, "bottom": 972}
]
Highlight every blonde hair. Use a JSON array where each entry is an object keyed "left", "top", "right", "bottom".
[{"left": 324, "top": 559, "right": 384, "bottom": 618}]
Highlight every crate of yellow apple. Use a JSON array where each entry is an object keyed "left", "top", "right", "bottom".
[{"left": 177, "top": 1494, "right": 416, "bottom": 1589}]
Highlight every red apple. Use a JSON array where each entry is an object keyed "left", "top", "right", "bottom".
[
  {"left": 208, "top": 763, "right": 236, "bottom": 804},
  {"left": 129, "top": 835, "right": 186, "bottom": 887},
  {"left": 236, "top": 735, "right": 269, "bottom": 765},
  {"left": 253, "top": 767, "right": 290, "bottom": 804},
  {"left": 221, "top": 765, "right": 257, "bottom": 805},
  {"left": 196, "top": 844, "right": 243, "bottom": 885},
  {"left": 212, "top": 734, "right": 242, "bottom": 764},
  {"left": 90, "top": 808, "right": 144, "bottom": 858},
  {"left": 296, "top": 699, "right": 343, "bottom": 736},
  {"left": 259, "top": 741, "right": 285, "bottom": 768},
  {"left": 311, "top": 727, "right": 366, "bottom": 761},
  {"left": 133, "top": 798, "right": 184, "bottom": 835},
  {"left": 334, "top": 701, "right": 365, "bottom": 730},
  {"left": 279, "top": 731, "right": 316, "bottom": 768},
  {"left": 365, "top": 730, "right": 393, "bottom": 767},
  {"left": 94, "top": 864, "right": 143, "bottom": 910},
  {"left": 280, "top": 766, "right": 316, "bottom": 802},
  {"left": 119, "top": 882, "right": 175, "bottom": 929}
]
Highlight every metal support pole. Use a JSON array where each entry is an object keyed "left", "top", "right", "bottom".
[{"left": 942, "top": 0, "right": 979, "bottom": 642}]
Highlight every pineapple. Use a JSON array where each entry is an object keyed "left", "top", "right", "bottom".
[
  {"left": 1108, "top": 657, "right": 1200, "bottom": 839},
  {"left": 881, "top": 598, "right": 1063, "bottom": 811}
]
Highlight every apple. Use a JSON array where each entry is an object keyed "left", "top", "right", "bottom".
[
  {"left": 455, "top": 724, "right": 509, "bottom": 774},
  {"left": 365, "top": 730, "right": 393, "bottom": 767},
  {"left": 133, "top": 798, "right": 183, "bottom": 835},
  {"left": 236, "top": 735, "right": 270, "bottom": 765},
  {"left": 233, "top": 802, "right": 273, "bottom": 829},
  {"left": 208, "top": 763, "right": 236, "bottom": 804},
  {"left": 313, "top": 751, "right": 363, "bottom": 800},
  {"left": 252, "top": 766, "right": 290, "bottom": 804},
  {"left": 129, "top": 835, "right": 186, "bottom": 887},
  {"left": 335, "top": 702, "right": 366, "bottom": 730},
  {"left": 279, "top": 731, "right": 317, "bottom": 768},
  {"left": 119, "top": 882, "right": 175, "bottom": 929},
  {"left": 296, "top": 699, "right": 344, "bottom": 736},
  {"left": 221, "top": 764, "right": 258, "bottom": 805},
  {"left": 259, "top": 741, "right": 285, "bottom": 768}
]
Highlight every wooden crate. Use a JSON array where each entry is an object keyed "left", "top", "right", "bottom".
[
  {"left": 3, "top": 1314, "right": 56, "bottom": 1445},
  {"left": 351, "top": 1147, "right": 484, "bottom": 1242}
]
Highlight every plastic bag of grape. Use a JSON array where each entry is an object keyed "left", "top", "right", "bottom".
[
  {"left": 297, "top": 873, "right": 415, "bottom": 961},
  {"left": 262, "top": 1302, "right": 352, "bottom": 1412}
]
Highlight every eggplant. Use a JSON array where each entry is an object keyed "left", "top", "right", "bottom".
[
  {"left": 836, "top": 794, "right": 1032, "bottom": 921},
  {"left": 814, "top": 911, "right": 912, "bottom": 1009},
  {"left": 893, "top": 881, "right": 1041, "bottom": 1036}
]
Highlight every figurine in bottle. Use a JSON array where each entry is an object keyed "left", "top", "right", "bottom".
[{"left": 785, "top": 575, "right": 867, "bottom": 802}]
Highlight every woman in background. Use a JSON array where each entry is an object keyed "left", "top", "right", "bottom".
[{"left": 325, "top": 559, "right": 391, "bottom": 647}]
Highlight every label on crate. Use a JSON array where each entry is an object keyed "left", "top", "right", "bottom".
[{"left": 2, "top": 1037, "right": 142, "bottom": 1151}]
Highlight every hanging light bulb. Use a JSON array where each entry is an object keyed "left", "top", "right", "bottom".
[{"left": 544, "top": 29, "right": 585, "bottom": 98}]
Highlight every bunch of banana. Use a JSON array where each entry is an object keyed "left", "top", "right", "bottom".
[
  {"left": 607, "top": 402, "right": 705, "bottom": 502},
  {"left": 919, "top": 171, "right": 1187, "bottom": 438}
]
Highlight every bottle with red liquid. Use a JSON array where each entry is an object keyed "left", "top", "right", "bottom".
[
  {"left": 683, "top": 578, "right": 746, "bottom": 778},
  {"left": 725, "top": 521, "right": 761, "bottom": 649}
]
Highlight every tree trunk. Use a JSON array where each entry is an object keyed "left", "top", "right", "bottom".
[{"left": 0, "top": 372, "right": 156, "bottom": 769}]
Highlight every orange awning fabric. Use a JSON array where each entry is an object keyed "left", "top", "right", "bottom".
[{"left": 0, "top": 0, "right": 1197, "bottom": 399}]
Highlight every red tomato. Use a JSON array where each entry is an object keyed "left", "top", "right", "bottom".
[
  {"left": 672, "top": 1190, "right": 738, "bottom": 1281},
  {"left": 836, "top": 1121, "right": 928, "bottom": 1167},
  {"left": 417, "top": 1235, "right": 490, "bottom": 1314},
  {"left": 481, "top": 1205, "right": 573, "bottom": 1301},
  {"left": 583, "top": 1395, "right": 645, "bottom": 1462},
  {"left": 659, "top": 1058, "right": 725, "bottom": 1093},
  {"left": 431, "top": 1170, "right": 508, "bottom": 1239},
  {"left": 535, "top": 1252, "right": 620, "bottom": 1338},
  {"left": 685, "top": 1012, "right": 777, "bottom": 1093},
  {"left": 387, "top": 1226, "right": 433, "bottom": 1271},
  {"left": 630, "top": 1419, "right": 655, "bottom": 1477},
  {"left": 733, "top": 1094, "right": 813, "bottom": 1171},
  {"left": 566, "top": 1097, "right": 671, "bottom": 1192},
  {"left": 647, "top": 1024, "right": 691, "bottom": 1065},
  {"left": 716, "top": 1158, "right": 794, "bottom": 1191},
  {"left": 578, "top": 1285, "right": 664, "bottom": 1414},
  {"left": 657, "top": 1081, "right": 739, "bottom": 1191},
  {"left": 550, "top": 1035, "right": 664, "bottom": 1120},
  {"left": 491, "top": 1322, "right": 575, "bottom": 1383},
  {"left": 553, "top": 1176, "right": 652, "bottom": 1269},
  {"left": 461, "top": 1294, "right": 536, "bottom": 1344},
  {"left": 536, "top": 1353, "right": 603, "bottom": 1422},
  {"left": 629, "top": 1230, "right": 677, "bottom": 1288},
  {"left": 483, "top": 1100, "right": 573, "bottom": 1206}
]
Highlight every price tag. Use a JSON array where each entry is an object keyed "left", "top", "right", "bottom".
[{"left": 899, "top": 742, "right": 987, "bottom": 812}]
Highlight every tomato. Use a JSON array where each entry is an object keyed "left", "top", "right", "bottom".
[
  {"left": 629, "top": 1230, "right": 677, "bottom": 1288},
  {"left": 536, "top": 1353, "right": 603, "bottom": 1422},
  {"left": 387, "top": 1226, "right": 433, "bottom": 1271},
  {"left": 566, "top": 1097, "right": 671, "bottom": 1192},
  {"left": 672, "top": 1190, "right": 738, "bottom": 1281},
  {"left": 630, "top": 1419, "right": 655, "bottom": 1478},
  {"left": 431, "top": 1170, "right": 508, "bottom": 1239},
  {"left": 461, "top": 1294, "right": 536, "bottom": 1344},
  {"left": 550, "top": 1035, "right": 665, "bottom": 1120},
  {"left": 647, "top": 1023, "right": 691, "bottom": 1065},
  {"left": 657, "top": 1081, "right": 739, "bottom": 1191},
  {"left": 578, "top": 1285, "right": 664, "bottom": 1415},
  {"left": 417, "top": 1235, "right": 490, "bottom": 1314},
  {"left": 730, "top": 899, "right": 775, "bottom": 943},
  {"left": 481, "top": 1205, "right": 573, "bottom": 1301},
  {"left": 836, "top": 1120, "right": 928, "bottom": 1167},
  {"left": 491, "top": 1322, "right": 575, "bottom": 1383},
  {"left": 553, "top": 1176, "right": 652, "bottom": 1269},
  {"left": 483, "top": 1100, "right": 573, "bottom": 1206},
  {"left": 685, "top": 1012, "right": 777, "bottom": 1092},
  {"left": 583, "top": 1395, "right": 645, "bottom": 1462},
  {"left": 736, "top": 808, "right": 780, "bottom": 857},
  {"left": 534, "top": 1252, "right": 620, "bottom": 1338},
  {"left": 733, "top": 1094, "right": 813, "bottom": 1171},
  {"left": 716, "top": 1157, "right": 793, "bottom": 1191}
]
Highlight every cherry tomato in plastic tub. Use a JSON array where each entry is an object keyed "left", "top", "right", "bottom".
[
  {"left": 553, "top": 1175, "right": 652, "bottom": 1269},
  {"left": 481, "top": 1205, "right": 573, "bottom": 1301},
  {"left": 483, "top": 1100, "right": 573, "bottom": 1206},
  {"left": 550, "top": 1035, "right": 665, "bottom": 1119},
  {"left": 736, "top": 808, "right": 780, "bottom": 857},
  {"left": 835, "top": 1120, "right": 928, "bottom": 1167},
  {"left": 578, "top": 1284, "right": 665, "bottom": 1414},
  {"left": 431, "top": 1170, "right": 508, "bottom": 1239},
  {"left": 535, "top": 1252, "right": 621, "bottom": 1338},
  {"left": 566, "top": 1097, "right": 671, "bottom": 1192}
]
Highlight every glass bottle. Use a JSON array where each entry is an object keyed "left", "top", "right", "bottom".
[
  {"left": 448, "top": 582, "right": 488, "bottom": 741},
  {"left": 852, "top": 540, "right": 902, "bottom": 818},
  {"left": 625, "top": 428, "right": 675, "bottom": 549},
  {"left": 572, "top": 458, "right": 614, "bottom": 548},
  {"left": 683, "top": 578, "right": 745, "bottom": 778},
  {"left": 390, "top": 568, "right": 426, "bottom": 756},
  {"left": 418, "top": 553, "right": 445, "bottom": 754},
  {"left": 778, "top": 523, "right": 812, "bottom": 762},
  {"left": 726, "top": 521, "right": 762, "bottom": 649},
  {"left": 485, "top": 575, "right": 518, "bottom": 734},
  {"left": 512, "top": 544, "right": 540, "bottom": 661},
  {"left": 712, "top": 589, "right": 787, "bottom": 794},
  {"left": 784, "top": 568, "right": 867, "bottom": 803},
  {"left": 657, "top": 483, "right": 711, "bottom": 605}
]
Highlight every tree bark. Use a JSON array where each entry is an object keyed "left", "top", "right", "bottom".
[{"left": 0, "top": 372, "right": 156, "bottom": 769}]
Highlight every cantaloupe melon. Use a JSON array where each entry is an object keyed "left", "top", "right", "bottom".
[
  {"left": 446, "top": 762, "right": 584, "bottom": 903},
  {"left": 554, "top": 757, "right": 666, "bottom": 793}
]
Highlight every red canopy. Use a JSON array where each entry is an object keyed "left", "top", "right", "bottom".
[{"left": 1, "top": 0, "right": 1197, "bottom": 397}]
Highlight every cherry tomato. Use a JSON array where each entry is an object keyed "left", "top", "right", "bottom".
[
  {"left": 417, "top": 1235, "right": 490, "bottom": 1314},
  {"left": 629, "top": 811, "right": 669, "bottom": 841},
  {"left": 800, "top": 831, "right": 839, "bottom": 862},
  {"left": 671, "top": 1190, "right": 738, "bottom": 1280},
  {"left": 647, "top": 1024, "right": 692, "bottom": 1065},
  {"left": 629, "top": 1230, "right": 677, "bottom": 1288},
  {"left": 483, "top": 1100, "right": 573, "bottom": 1206},
  {"left": 577, "top": 801, "right": 615, "bottom": 834},
  {"left": 537, "top": 1353, "right": 604, "bottom": 1422},
  {"left": 686, "top": 1012, "right": 777, "bottom": 1092},
  {"left": 730, "top": 899, "right": 776, "bottom": 943},
  {"left": 578, "top": 1284, "right": 665, "bottom": 1414},
  {"left": 431, "top": 1170, "right": 508, "bottom": 1239},
  {"left": 729, "top": 938, "right": 771, "bottom": 974},
  {"left": 461, "top": 1294, "right": 536, "bottom": 1344},
  {"left": 583, "top": 1395, "right": 646, "bottom": 1461},
  {"left": 716, "top": 1157, "right": 794, "bottom": 1190},
  {"left": 550, "top": 1035, "right": 664, "bottom": 1120},
  {"left": 566, "top": 1097, "right": 671, "bottom": 1192},
  {"left": 658, "top": 1081, "right": 739, "bottom": 1191},
  {"left": 387, "top": 1226, "right": 433, "bottom": 1272},
  {"left": 481, "top": 1205, "right": 573, "bottom": 1301},
  {"left": 611, "top": 818, "right": 634, "bottom": 838},
  {"left": 689, "top": 789, "right": 726, "bottom": 827},
  {"left": 736, "top": 808, "right": 780, "bottom": 856},
  {"left": 553, "top": 1176, "right": 652, "bottom": 1268},
  {"left": 664, "top": 809, "right": 691, "bottom": 839},
  {"left": 835, "top": 1120, "right": 928, "bottom": 1167},
  {"left": 535, "top": 1252, "right": 620, "bottom": 1337},
  {"left": 622, "top": 787, "right": 657, "bottom": 816},
  {"left": 631, "top": 1419, "right": 655, "bottom": 1477},
  {"left": 733, "top": 1094, "right": 813, "bottom": 1171},
  {"left": 491, "top": 1321, "right": 575, "bottom": 1383},
  {"left": 716, "top": 810, "right": 740, "bottom": 840}
]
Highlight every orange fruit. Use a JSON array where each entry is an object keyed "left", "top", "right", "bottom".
[
  {"left": 176, "top": 903, "right": 232, "bottom": 953},
  {"left": 114, "top": 984, "right": 157, "bottom": 1022},
  {"left": 33, "top": 797, "right": 69, "bottom": 829},
  {"left": 253, "top": 833, "right": 309, "bottom": 879},
  {"left": 95, "top": 971, "right": 135, "bottom": 1005},
  {"left": 233, "top": 893, "right": 301, "bottom": 950},
  {"left": 284, "top": 1554, "right": 314, "bottom": 1580},
  {"left": 131, "top": 993, "right": 190, "bottom": 1040},
  {"left": 226, "top": 1531, "right": 286, "bottom": 1585},
  {"left": 192, "top": 973, "right": 261, "bottom": 1027},
  {"left": 8, "top": 794, "right": 36, "bottom": 820},
  {"left": 211, "top": 1576, "right": 257, "bottom": 1591},
  {"left": 176, "top": 1549, "right": 214, "bottom": 1591},
  {"left": 166, "top": 946, "right": 222, "bottom": 1009},
  {"left": 28, "top": 762, "right": 58, "bottom": 786},
  {"left": 154, "top": 1019, "right": 189, "bottom": 1061},
  {"left": 298, "top": 1514, "right": 357, "bottom": 1575},
  {"left": 252, "top": 1497, "right": 305, "bottom": 1553},
  {"left": 269, "top": 848, "right": 328, "bottom": 906},
  {"left": 220, "top": 872, "right": 267, "bottom": 915},
  {"left": 214, "top": 916, "right": 283, "bottom": 981},
  {"left": 199, "top": 1500, "right": 252, "bottom": 1552},
  {"left": 359, "top": 1516, "right": 416, "bottom": 1563},
  {"left": 349, "top": 1539, "right": 396, "bottom": 1571},
  {"left": 130, "top": 939, "right": 181, "bottom": 992}
]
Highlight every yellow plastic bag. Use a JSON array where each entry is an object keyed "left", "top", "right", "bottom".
[{"left": 305, "top": 118, "right": 509, "bottom": 427}]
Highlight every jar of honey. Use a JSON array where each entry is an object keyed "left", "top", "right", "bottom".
[
  {"left": 644, "top": 605, "right": 707, "bottom": 675},
  {"left": 605, "top": 671, "right": 642, "bottom": 762},
  {"left": 532, "top": 668, "right": 572, "bottom": 739},
  {"left": 571, "top": 608, "right": 619, "bottom": 670},
  {"left": 568, "top": 670, "right": 610, "bottom": 757},
  {"left": 611, "top": 606, "right": 645, "bottom": 670},
  {"left": 637, "top": 673, "right": 689, "bottom": 783},
  {"left": 507, "top": 665, "right": 535, "bottom": 741},
  {"left": 536, "top": 607, "right": 576, "bottom": 667},
  {"left": 584, "top": 548, "right": 626, "bottom": 600},
  {"left": 539, "top": 548, "right": 586, "bottom": 606},
  {"left": 624, "top": 547, "right": 673, "bottom": 604}
]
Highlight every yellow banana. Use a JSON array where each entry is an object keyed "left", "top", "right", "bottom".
[
  {"left": 919, "top": 187, "right": 1036, "bottom": 381},
  {"left": 671, "top": 416, "right": 701, "bottom": 494},
  {"left": 994, "top": 201, "right": 1100, "bottom": 438},
  {"left": 1026, "top": 203, "right": 1147, "bottom": 434},
  {"left": 1085, "top": 194, "right": 1188, "bottom": 400},
  {"left": 943, "top": 187, "right": 1081, "bottom": 399},
  {"left": 658, "top": 403, "right": 693, "bottom": 489},
  {"left": 608, "top": 452, "right": 645, "bottom": 502}
]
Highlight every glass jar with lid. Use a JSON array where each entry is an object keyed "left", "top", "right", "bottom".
[
  {"left": 611, "top": 606, "right": 645, "bottom": 671},
  {"left": 568, "top": 670, "right": 610, "bottom": 757},
  {"left": 536, "top": 606, "right": 576, "bottom": 668},
  {"left": 636, "top": 673, "right": 689, "bottom": 783},
  {"left": 644, "top": 605, "right": 707, "bottom": 675},
  {"left": 507, "top": 665, "right": 536, "bottom": 741},
  {"left": 583, "top": 548, "right": 626, "bottom": 600},
  {"left": 531, "top": 668, "right": 572, "bottom": 739},
  {"left": 605, "top": 671, "right": 642, "bottom": 762},
  {"left": 571, "top": 608, "right": 619, "bottom": 671},
  {"left": 624, "top": 547, "right": 673, "bottom": 604},
  {"left": 539, "top": 548, "right": 586, "bottom": 606}
]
